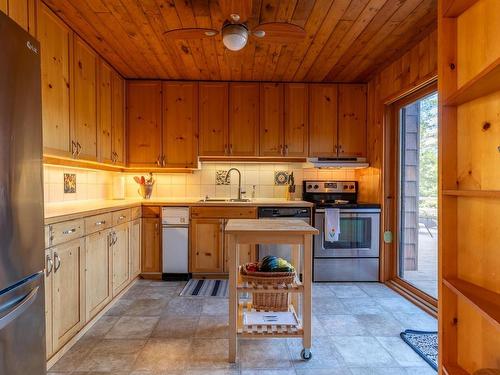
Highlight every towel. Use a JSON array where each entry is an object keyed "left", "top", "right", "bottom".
[{"left": 325, "top": 208, "right": 341, "bottom": 242}]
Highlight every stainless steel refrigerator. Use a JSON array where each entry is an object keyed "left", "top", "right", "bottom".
[{"left": 0, "top": 11, "right": 46, "bottom": 375}]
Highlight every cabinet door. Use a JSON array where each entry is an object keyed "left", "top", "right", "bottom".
[
  {"left": 338, "top": 84, "right": 367, "bottom": 157},
  {"left": 37, "top": 3, "right": 73, "bottom": 157},
  {"left": 7, "top": 0, "right": 28, "bottom": 31},
  {"left": 260, "top": 83, "right": 284, "bottom": 156},
  {"left": 162, "top": 82, "right": 198, "bottom": 167},
  {"left": 223, "top": 242, "right": 256, "bottom": 273},
  {"left": 129, "top": 219, "right": 141, "bottom": 279},
  {"left": 229, "top": 83, "right": 259, "bottom": 156},
  {"left": 284, "top": 83, "right": 309, "bottom": 156},
  {"left": 309, "top": 84, "right": 338, "bottom": 157},
  {"left": 112, "top": 224, "right": 129, "bottom": 296},
  {"left": 111, "top": 71, "right": 126, "bottom": 165},
  {"left": 127, "top": 81, "right": 162, "bottom": 167},
  {"left": 191, "top": 219, "right": 223, "bottom": 273},
  {"left": 51, "top": 238, "right": 85, "bottom": 351},
  {"left": 141, "top": 217, "right": 161, "bottom": 273},
  {"left": 199, "top": 82, "right": 229, "bottom": 156},
  {"left": 44, "top": 249, "right": 53, "bottom": 359},
  {"left": 85, "top": 230, "right": 112, "bottom": 320},
  {"left": 98, "top": 61, "right": 113, "bottom": 164},
  {"left": 74, "top": 36, "right": 98, "bottom": 160}
]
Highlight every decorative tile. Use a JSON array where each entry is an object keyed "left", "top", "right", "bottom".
[
  {"left": 64, "top": 173, "right": 76, "bottom": 193},
  {"left": 274, "top": 171, "right": 289, "bottom": 185},
  {"left": 216, "top": 170, "right": 230, "bottom": 185}
]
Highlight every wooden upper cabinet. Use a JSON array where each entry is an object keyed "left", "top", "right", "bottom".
[
  {"left": 73, "top": 35, "right": 98, "bottom": 161},
  {"left": 38, "top": 3, "right": 72, "bottom": 158},
  {"left": 229, "top": 83, "right": 259, "bottom": 156},
  {"left": 284, "top": 83, "right": 309, "bottom": 157},
  {"left": 6, "top": 0, "right": 35, "bottom": 34},
  {"left": 259, "top": 83, "right": 284, "bottom": 156},
  {"left": 98, "top": 61, "right": 113, "bottom": 164},
  {"left": 338, "top": 84, "right": 367, "bottom": 158},
  {"left": 199, "top": 82, "right": 229, "bottom": 156},
  {"left": 162, "top": 82, "right": 198, "bottom": 168},
  {"left": 111, "top": 71, "right": 125, "bottom": 165},
  {"left": 309, "top": 84, "right": 338, "bottom": 157},
  {"left": 127, "top": 81, "right": 162, "bottom": 167}
]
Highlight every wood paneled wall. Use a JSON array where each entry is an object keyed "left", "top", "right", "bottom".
[{"left": 358, "top": 29, "right": 438, "bottom": 205}]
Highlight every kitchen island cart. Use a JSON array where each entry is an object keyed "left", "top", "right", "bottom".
[{"left": 225, "top": 219, "right": 319, "bottom": 363}]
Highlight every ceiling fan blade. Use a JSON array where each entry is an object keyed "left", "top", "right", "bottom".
[
  {"left": 164, "top": 28, "right": 218, "bottom": 40},
  {"left": 218, "top": 0, "right": 252, "bottom": 22},
  {"left": 252, "top": 22, "right": 306, "bottom": 43}
]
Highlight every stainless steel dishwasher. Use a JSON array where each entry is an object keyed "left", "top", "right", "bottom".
[{"left": 257, "top": 207, "right": 311, "bottom": 262}]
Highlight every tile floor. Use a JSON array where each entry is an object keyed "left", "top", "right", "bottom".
[{"left": 48, "top": 280, "right": 437, "bottom": 375}]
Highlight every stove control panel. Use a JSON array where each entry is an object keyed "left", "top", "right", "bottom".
[{"left": 304, "top": 181, "right": 356, "bottom": 193}]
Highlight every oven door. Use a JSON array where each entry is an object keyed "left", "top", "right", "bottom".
[{"left": 314, "top": 209, "right": 380, "bottom": 258}]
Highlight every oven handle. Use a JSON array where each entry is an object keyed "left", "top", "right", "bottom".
[{"left": 315, "top": 209, "right": 380, "bottom": 215}]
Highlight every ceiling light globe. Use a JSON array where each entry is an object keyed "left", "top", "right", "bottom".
[{"left": 222, "top": 24, "right": 248, "bottom": 51}]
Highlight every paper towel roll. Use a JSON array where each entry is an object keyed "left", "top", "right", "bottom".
[{"left": 112, "top": 175, "right": 125, "bottom": 200}]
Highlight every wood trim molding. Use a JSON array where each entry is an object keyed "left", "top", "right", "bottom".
[
  {"left": 386, "top": 279, "right": 437, "bottom": 318},
  {"left": 199, "top": 156, "right": 307, "bottom": 163}
]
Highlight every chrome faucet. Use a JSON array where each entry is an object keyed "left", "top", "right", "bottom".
[{"left": 225, "top": 168, "right": 245, "bottom": 201}]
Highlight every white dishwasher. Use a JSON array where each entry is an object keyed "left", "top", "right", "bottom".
[{"left": 162, "top": 207, "right": 189, "bottom": 280}]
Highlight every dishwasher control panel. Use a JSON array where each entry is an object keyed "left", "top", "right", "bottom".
[{"left": 162, "top": 207, "right": 189, "bottom": 225}]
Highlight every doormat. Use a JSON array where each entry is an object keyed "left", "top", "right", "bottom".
[
  {"left": 180, "top": 279, "right": 228, "bottom": 298},
  {"left": 400, "top": 329, "right": 438, "bottom": 371}
]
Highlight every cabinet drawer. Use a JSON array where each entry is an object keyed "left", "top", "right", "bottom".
[
  {"left": 131, "top": 206, "right": 142, "bottom": 220},
  {"left": 85, "top": 213, "right": 112, "bottom": 235},
  {"left": 112, "top": 209, "right": 131, "bottom": 226},
  {"left": 142, "top": 206, "right": 160, "bottom": 218},
  {"left": 191, "top": 206, "right": 257, "bottom": 219},
  {"left": 48, "top": 219, "right": 84, "bottom": 246}
]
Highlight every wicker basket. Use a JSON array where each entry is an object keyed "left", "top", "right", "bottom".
[{"left": 240, "top": 264, "right": 296, "bottom": 311}]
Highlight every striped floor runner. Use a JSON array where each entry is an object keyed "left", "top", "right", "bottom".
[{"left": 180, "top": 279, "right": 228, "bottom": 298}]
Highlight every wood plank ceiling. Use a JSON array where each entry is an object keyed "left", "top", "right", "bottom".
[{"left": 43, "top": 0, "right": 437, "bottom": 82}]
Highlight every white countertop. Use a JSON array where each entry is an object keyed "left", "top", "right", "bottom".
[{"left": 44, "top": 198, "right": 313, "bottom": 223}]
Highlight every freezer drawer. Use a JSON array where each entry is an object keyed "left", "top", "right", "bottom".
[
  {"left": 0, "top": 272, "right": 45, "bottom": 375},
  {"left": 313, "top": 258, "right": 379, "bottom": 281}
]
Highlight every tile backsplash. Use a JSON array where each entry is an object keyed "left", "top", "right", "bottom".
[
  {"left": 43, "top": 163, "right": 357, "bottom": 203},
  {"left": 44, "top": 165, "right": 114, "bottom": 203}
]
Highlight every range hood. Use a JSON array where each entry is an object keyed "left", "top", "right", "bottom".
[{"left": 307, "top": 157, "right": 369, "bottom": 169}]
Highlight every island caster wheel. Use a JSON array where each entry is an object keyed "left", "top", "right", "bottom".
[{"left": 301, "top": 349, "right": 312, "bottom": 361}]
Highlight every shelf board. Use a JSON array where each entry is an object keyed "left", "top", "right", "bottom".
[
  {"left": 442, "top": 0, "right": 479, "bottom": 17},
  {"left": 443, "top": 364, "right": 470, "bottom": 375},
  {"left": 443, "top": 189, "right": 500, "bottom": 198},
  {"left": 443, "top": 277, "right": 500, "bottom": 327},
  {"left": 443, "top": 57, "right": 500, "bottom": 106},
  {"left": 237, "top": 301, "right": 303, "bottom": 338}
]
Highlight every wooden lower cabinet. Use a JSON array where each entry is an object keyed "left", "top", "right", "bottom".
[
  {"left": 129, "top": 218, "right": 141, "bottom": 279},
  {"left": 223, "top": 241, "right": 256, "bottom": 272},
  {"left": 141, "top": 217, "right": 161, "bottom": 274},
  {"left": 112, "top": 223, "right": 130, "bottom": 296},
  {"left": 50, "top": 238, "right": 86, "bottom": 352},
  {"left": 85, "top": 229, "right": 112, "bottom": 320},
  {"left": 190, "top": 218, "right": 224, "bottom": 273}
]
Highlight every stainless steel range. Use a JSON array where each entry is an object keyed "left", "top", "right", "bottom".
[{"left": 303, "top": 181, "right": 381, "bottom": 282}]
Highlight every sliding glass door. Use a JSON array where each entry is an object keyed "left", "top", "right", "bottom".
[{"left": 397, "top": 91, "right": 438, "bottom": 298}]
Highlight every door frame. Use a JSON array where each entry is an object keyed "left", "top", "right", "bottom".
[{"left": 383, "top": 81, "right": 438, "bottom": 316}]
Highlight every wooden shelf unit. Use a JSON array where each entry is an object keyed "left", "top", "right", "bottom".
[
  {"left": 443, "top": 278, "right": 500, "bottom": 327},
  {"left": 442, "top": 189, "right": 500, "bottom": 198},
  {"left": 442, "top": 0, "right": 480, "bottom": 17},
  {"left": 443, "top": 57, "right": 500, "bottom": 106},
  {"left": 438, "top": 0, "right": 500, "bottom": 373}
]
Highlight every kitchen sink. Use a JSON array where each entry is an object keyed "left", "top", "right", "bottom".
[{"left": 198, "top": 198, "right": 252, "bottom": 203}]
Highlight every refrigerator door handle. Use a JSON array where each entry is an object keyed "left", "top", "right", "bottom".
[{"left": 0, "top": 286, "right": 40, "bottom": 330}]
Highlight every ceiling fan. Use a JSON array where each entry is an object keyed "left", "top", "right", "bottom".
[{"left": 163, "top": 0, "right": 306, "bottom": 51}]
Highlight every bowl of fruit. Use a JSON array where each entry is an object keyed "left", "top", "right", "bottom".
[{"left": 241, "top": 256, "right": 296, "bottom": 311}]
